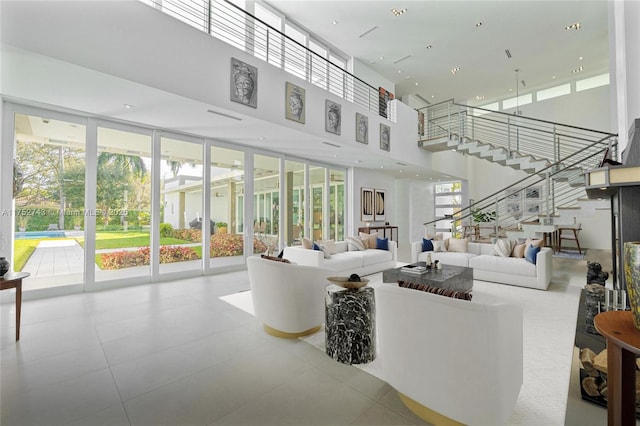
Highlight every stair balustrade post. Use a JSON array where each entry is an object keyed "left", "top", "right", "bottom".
[
  {"left": 553, "top": 125, "right": 558, "bottom": 164},
  {"left": 507, "top": 117, "right": 512, "bottom": 158},
  {"left": 447, "top": 102, "right": 451, "bottom": 139},
  {"left": 545, "top": 172, "right": 552, "bottom": 221}
]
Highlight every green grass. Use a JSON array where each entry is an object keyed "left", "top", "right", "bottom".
[{"left": 15, "top": 231, "right": 193, "bottom": 271}]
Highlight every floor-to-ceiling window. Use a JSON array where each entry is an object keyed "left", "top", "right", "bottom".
[
  {"left": 159, "top": 135, "right": 203, "bottom": 274},
  {"left": 94, "top": 124, "right": 152, "bottom": 283},
  {"left": 2, "top": 104, "right": 347, "bottom": 295},
  {"left": 253, "top": 154, "right": 279, "bottom": 252},
  {"left": 12, "top": 112, "right": 87, "bottom": 291},
  {"left": 210, "top": 145, "right": 245, "bottom": 267},
  {"left": 284, "top": 159, "right": 305, "bottom": 246},
  {"left": 329, "top": 169, "right": 345, "bottom": 241}
]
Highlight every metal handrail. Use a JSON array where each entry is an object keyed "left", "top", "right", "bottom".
[{"left": 142, "top": 0, "right": 386, "bottom": 116}]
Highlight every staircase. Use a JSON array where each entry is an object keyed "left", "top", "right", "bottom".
[{"left": 419, "top": 100, "right": 618, "bottom": 240}]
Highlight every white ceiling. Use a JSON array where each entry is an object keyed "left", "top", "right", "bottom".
[{"left": 266, "top": 0, "right": 609, "bottom": 105}]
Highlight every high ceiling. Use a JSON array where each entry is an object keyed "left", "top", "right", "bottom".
[{"left": 266, "top": 0, "right": 609, "bottom": 106}]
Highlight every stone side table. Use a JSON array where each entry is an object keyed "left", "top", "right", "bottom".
[{"left": 325, "top": 284, "right": 375, "bottom": 364}]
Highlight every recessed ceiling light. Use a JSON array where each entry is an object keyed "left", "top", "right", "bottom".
[
  {"left": 475, "top": 22, "right": 483, "bottom": 27},
  {"left": 450, "top": 67, "right": 461, "bottom": 75},
  {"left": 415, "top": 82, "right": 419, "bottom": 86},
  {"left": 431, "top": 95, "right": 435, "bottom": 98},
  {"left": 426, "top": 45, "right": 432, "bottom": 50},
  {"left": 552, "top": 75, "right": 557, "bottom": 79},
  {"left": 571, "top": 66, "right": 584, "bottom": 73},
  {"left": 124, "top": 104, "right": 134, "bottom": 109},
  {"left": 381, "top": 166, "right": 384, "bottom": 169},
  {"left": 390, "top": 8, "right": 407, "bottom": 16},
  {"left": 565, "top": 22, "right": 581, "bottom": 30},
  {"left": 579, "top": 56, "right": 583, "bottom": 60},
  {"left": 379, "top": 56, "right": 384, "bottom": 60},
  {"left": 259, "top": 137, "right": 265, "bottom": 140},
  {"left": 332, "top": 20, "right": 338, "bottom": 25},
  {"left": 397, "top": 69, "right": 402, "bottom": 74},
  {"left": 476, "top": 95, "right": 485, "bottom": 100}
]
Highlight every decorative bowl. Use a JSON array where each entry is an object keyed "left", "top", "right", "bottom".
[{"left": 327, "top": 276, "right": 369, "bottom": 289}]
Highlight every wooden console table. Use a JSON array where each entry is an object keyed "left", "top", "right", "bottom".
[
  {"left": 1, "top": 272, "right": 30, "bottom": 341},
  {"left": 594, "top": 310, "right": 640, "bottom": 425},
  {"left": 358, "top": 225, "right": 398, "bottom": 245}
]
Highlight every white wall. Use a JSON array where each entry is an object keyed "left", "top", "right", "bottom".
[
  {"left": 350, "top": 168, "right": 395, "bottom": 230},
  {"left": 624, "top": 0, "right": 640, "bottom": 134},
  {"left": 352, "top": 59, "right": 395, "bottom": 94}
]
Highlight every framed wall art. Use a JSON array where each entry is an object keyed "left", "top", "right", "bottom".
[
  {"left": 355, "top": 113, "right": 368, "bottom": 144},
  {"left": 230, "top": 58, "right": 258, "bottom": 108},
  {"left": 374, "top": 189, "right": 386, "bottom": 221},
  {"left": 361, "top": 187, "right": 374, "bottom": 221},
  {"left": 325, "top": 100, "right": 341, "bottom": 135},
  {"left": 380, "top": 123, "right": 390, "bottom": 151},
  {"left": 285, "top": 82, "right": 305, "bottom": 123}
]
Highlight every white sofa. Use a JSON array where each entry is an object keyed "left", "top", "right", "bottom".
[
  {"left": 283, "top": 240, "right": 397, "bottom": 276},
  {"left": 246, "top": 256, "right": 331, "bottom": 338},
  {"left": 376, "top": 282, "right": 523, "bottom": 425},
  {"left": 410, "top": 240, "right": 552, "bottom": 290}
]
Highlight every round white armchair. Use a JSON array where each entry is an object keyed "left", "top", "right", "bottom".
[{"left": 246, "top": 256, "right": 332, "bottom": 338}]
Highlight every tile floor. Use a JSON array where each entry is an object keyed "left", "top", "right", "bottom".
[{"left": 0, "top": 250, "right": 617, "bottom": 425}]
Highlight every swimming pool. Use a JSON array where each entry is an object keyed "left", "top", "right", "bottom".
[{"left": 15, "top": 231, "right": 67, "bottom": 240}]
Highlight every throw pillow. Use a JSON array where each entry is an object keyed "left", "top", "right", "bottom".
[
  {"left": 317, "top": 239, "right": 337, "bottom": 254},
  {"left": 276, "top": 249, "right": 284, "bottom": 259},
  {"left": 398, "top": 280, "right": 472, "bottom": 301},
  {"left": 318, "top": 244, "right": 332, "bottom": 259},
  {"left": 511, "top": 243, "right": 526, "bottom": 258},
  {"left": 447, "top": 238, "right": 468, "bottom": 253},
  {"left": 346, "top": 236, "right": 366, "bottom": 251},
  {"left": 359, "top": 232, "right": 379, "bottom": 250},
  {"left": 376, "top": 237, "right": 389, "bottom": 250},
  {"left": 312, "top": 242, "right": 321, "bottom": 251},
  {"left": 302, "top": 237, "right": 313, "bottom": 249},
  {"left": 525, "top": 244, "right": 541, "bottom": 264},
  {"left": 433, "top": 240, "right": 447, "bottom": 252},
  {"left": 261, "top": 254, "right": 291, "bottom": 263},
  {"left": 491, "top": 239, "right": 515, "bottom": 257},
  {"left": 525, "top": 238, "right": 544, "bottom": 249},
  {"left": 422, "top": 238, "right": 434, "bottom": 252},
  {"left": 425, "top": 233, "right": 444, "bottom": 241}
]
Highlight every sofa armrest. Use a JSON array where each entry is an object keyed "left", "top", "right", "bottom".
[
  {"left": 410, "top": 241, "right": 422, "bottom": 263},
  {"left": 536, "top": 247, "right": 553, "bottom": 290},
  {"left": 388, "top": 240, "right": 398, "bottom": 261},
  {"left": 283, "top": 246, "right": 323, "bottom": 267}
]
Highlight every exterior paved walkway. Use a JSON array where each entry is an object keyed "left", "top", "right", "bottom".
[{"left": 22, "top": 240, "right": 85, "bottom": 278}]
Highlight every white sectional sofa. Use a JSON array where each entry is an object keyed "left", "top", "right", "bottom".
[
  {"left": 376, "top": 282, "right": 523, "bottom": 425},
  {"left": 283, "top": 240, "right": 397, "bottom": 276},
  {"left": 410, "top": 240, "right": 552, "bottom": 290}
]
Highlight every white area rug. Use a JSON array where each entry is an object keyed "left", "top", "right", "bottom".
[
  {"left": 219, "top": 290, "right": 254, "bottom": 315},
  {"left": 220, "top": 271, "right": 581, "bottom": 426}
]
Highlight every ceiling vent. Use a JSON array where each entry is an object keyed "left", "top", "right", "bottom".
[
  {"left": 359, "top": 26, "right": 378, "bottom": 38},
  {"left": 505, "top": 49, "right": 512, "bottom": 59},
  {"left": 393, "top": 55, "right": 412, "bottom": 65},
  {"left": 207, "top": 109, "right": 242, "bottom": 121},
  {"left": 322, "top": 141, "right": 341, "bottom": 148}
]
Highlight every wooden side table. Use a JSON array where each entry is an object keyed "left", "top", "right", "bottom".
[
  {"left": 594, "top": 310, "right": 640, "bottom": 425},
  {"left": 1, "top": 272, "right": 30, "bottom": 341}
]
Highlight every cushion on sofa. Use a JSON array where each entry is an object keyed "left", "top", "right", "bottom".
[
  {"left": 433, "top": 240, "right": 447, "bottom": 252},
  {"left": 359, "top": 232, "right": 379, "bottom": 249},
  {"left": 525, "top": 245, "right": 541, "bottom": 264},
  {"left": 525, "top": 238, "right": 544, "bottom": 248},
  {"left": 317, "top": 244, "right": 332, "bottom": 259},
  {"left": 376, "top": 237, "right": 389, "bottom": 250},
  {"left": 422, "top": 238, "right": 433, "bottom": 252},
  {"left": 302, "top": 237, "right": 313, "bottom": 249},
  {"left": 398, "top": 280, "right": 472, "bottom": 301},
  {"left": 425, "top": 233, "right": 444, "bottom": 241},
  {"left": 317, "top": 239, "right": 337, "bottom": 254},
  {"left": 448, "top": 238, "right": 469, "bottom": 253},
  {"left": 511, "top": 243, "right": 526, "bottom": 258},
  {"left": 346, "top": 236, "right": 366, "bottom": 251},
  {"left": 491, "top": 239, "right": 515, "bottom": 257}
]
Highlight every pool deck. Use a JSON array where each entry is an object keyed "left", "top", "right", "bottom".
[{"left": 22, "top": 240, "right": 86, "bottom": 279}]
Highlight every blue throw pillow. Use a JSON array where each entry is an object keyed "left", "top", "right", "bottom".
[
  {"left": 312, "top": 242, "right": 321, "bottom": 251},
  {"left": 376, "top": 237, "right": 389, "bottom": 251},
  {"left": 422, "top": 238, "right": 434, "bottom": 252},
  {"left": 525, "top": 244, "right": 541, "bottom": 264}
]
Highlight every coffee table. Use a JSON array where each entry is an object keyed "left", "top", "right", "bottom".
[{"left": 382, "top": 262, "right": 473, "bottom": 292}]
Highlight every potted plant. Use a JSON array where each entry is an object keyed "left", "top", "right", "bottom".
[
  {"left": 471, "top": 209, "right": 497, "bottom": 239},
  {"left": 73, "top": 216, "right": 83, "bottom": 231},
  {"left": 216, "top": 221, "right": 228, "bottom": 234}
]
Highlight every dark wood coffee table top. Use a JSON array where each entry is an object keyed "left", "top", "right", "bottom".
[{"left": 382, "top": 262, "right": 473, "bottom": 292}]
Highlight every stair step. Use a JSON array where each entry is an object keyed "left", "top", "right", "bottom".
[{"left": 419, "top": 135, "right": 456, "bottom": 152}]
